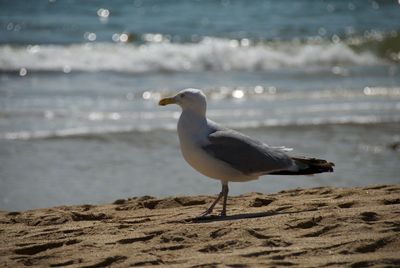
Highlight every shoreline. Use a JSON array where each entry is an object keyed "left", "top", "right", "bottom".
[{"left": 1, "top": 184, "right": 399, "bottom": 267}]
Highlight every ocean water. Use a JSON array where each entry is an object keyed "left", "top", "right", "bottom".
[{"left": 1, "top": 0, "right": 400, "bottom": 211}]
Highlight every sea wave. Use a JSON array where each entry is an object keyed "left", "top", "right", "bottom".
[
  {"left": 2, "top": 114, "right": 400, "bottom": 141},
  {"left": 1, "top": 87, "right": 399, "bottom": 141},
  {"left": 0, "top": 37, "right": 383, "bottom": 74}
]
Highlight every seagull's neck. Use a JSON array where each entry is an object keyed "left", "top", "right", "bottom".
[{"left": 178, "top": 109, "right": 209, "bottom": 143}]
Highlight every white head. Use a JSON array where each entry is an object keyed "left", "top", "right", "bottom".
[{"left": 159, "top": 88, "right": 207, "bottom": 116}]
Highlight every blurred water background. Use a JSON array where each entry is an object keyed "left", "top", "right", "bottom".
[{"left": 1, "top": 0, "right": 400, "bottom": 211}]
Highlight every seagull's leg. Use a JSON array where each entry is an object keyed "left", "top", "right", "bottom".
[
  {"left": 199, "top": 182, "right": 225, "bottom": 217},
  {"left": 220, "top": 182, "right": 229, "bottom": 217}
]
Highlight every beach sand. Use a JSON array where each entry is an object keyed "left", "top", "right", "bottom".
[{"left": 0, "top": 184, "right": 399, "bottom": 267}]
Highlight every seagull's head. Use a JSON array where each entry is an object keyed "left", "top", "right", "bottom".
[{"left": 159, "top": 88, "right": 207, "bottom": 115}]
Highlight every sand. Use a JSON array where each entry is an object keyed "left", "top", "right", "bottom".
[{"left": 0, "top": 184, "right": 399, "bottom": 267}]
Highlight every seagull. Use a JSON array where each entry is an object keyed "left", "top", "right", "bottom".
[{"left": 159, "top": 88, "right": 334, "bottom": 217}]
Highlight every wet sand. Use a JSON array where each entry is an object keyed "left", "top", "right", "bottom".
[{"left": 0, "top": 184, "right": 399, "bottom": 267}]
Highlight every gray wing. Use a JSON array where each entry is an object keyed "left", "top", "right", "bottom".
[{"left": 202, "top": 128, "right": 294, "bottom": 175}]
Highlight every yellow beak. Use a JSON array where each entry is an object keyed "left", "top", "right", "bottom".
[{"left": 158, "top": 97, "right": 176, "bottom": 106}]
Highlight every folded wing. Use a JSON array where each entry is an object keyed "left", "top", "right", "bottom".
[{"left": 202, "top": 129, "right": 294, "bottom": 175}]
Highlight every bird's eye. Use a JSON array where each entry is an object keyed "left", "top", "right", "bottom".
[{"left": 181, "top": 94, "right": 185, "bottom": 98}]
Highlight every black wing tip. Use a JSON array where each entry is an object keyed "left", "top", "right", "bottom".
[{"left": 270, "top": 157, "right": 335, "bottom": 175}]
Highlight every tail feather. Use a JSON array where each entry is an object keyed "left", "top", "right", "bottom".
[{"left": 270, "top": 156, "right": 334, "bottom": 175}]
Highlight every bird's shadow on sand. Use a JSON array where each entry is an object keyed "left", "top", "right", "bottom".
[{"left": 188, "top": 208, "right": 317, "bottom": 223}]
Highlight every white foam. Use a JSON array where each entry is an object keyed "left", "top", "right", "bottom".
[{"left": 0, "top": 38, "right": 381, "bottom": 73}]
